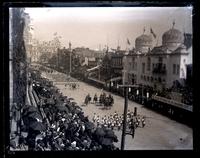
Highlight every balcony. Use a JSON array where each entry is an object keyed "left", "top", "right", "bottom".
[{"left": 152, "top": 64, "right": 167, "bottom": 75}]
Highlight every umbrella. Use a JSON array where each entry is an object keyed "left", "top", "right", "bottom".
[
  {"left": 23, "top": 106, "right": 38, "bottom": 116},
  {"left": 105, "top": 129, "right": 115, "bottom": 139},
  {"left": 63, "top": 96, "right": 68, "bottom": 99},
  {"left": 27, "top": 112, "right": 43, "bottom": 120},
  {"left": 29, "top": 121, "right": 46, "bottom": 131},
  {"left": 72, "top": 107, "right": 82, "bottom": 115},
  {"left": 46, "top": 98, "right": 55, "bottom": 105},
  {"left": 105, "top": 129, "right": 118, "bottom": 142},
  {"left": 23, "top": 106, "right": 38, "bottom": 113},
  {"left": 95, "top": 127, "right": 106, "bottom": 137},
  {"left": 55, "top": 105, "right": 69, "bottom": 113},
  {"left": 85, "top": 122, "right": 95, "bottom": 130},
  {"left": 71, "top": 101, "right": 77, "bottom": 105},
  {"left": 101, "top": 138, "right": 112, "bottom": 146},
  {"left": 75, "top": 105, "right": 82, "bottom": 110}
]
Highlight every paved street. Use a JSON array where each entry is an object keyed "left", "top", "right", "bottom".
[{"left": 41, "top": 70, "right": 193, "bottom": 150}]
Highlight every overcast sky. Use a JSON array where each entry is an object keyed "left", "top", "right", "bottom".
[{"left": 25, "top": 7, "right": 192, "bottom": 50}]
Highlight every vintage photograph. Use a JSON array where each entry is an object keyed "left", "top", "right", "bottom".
[{"left": 9, "top": 6, "right": 193, "bottom": 151}]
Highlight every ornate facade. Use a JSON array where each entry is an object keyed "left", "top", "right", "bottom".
[{"left": 122, "top": 24, "right": 192, "bottom": 91}]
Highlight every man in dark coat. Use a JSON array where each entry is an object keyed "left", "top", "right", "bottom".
[{"left": 93, "top": 94, "right": 98, "bottom": 103}]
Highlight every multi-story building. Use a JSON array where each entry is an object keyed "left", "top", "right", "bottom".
[{"left": 122, "top": 24, "right": 192, "bottom": 92}]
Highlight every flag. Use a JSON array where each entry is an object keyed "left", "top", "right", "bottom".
[
  {"left": 127, "top": 38, "right": 130, "bottom": 45},
  {"left": 143, "top": 27, "right": 146, "bottom": 34},
  {"left": 150, "top": 28, "right": 156, "bottom": 39},
  {"left": 54, "top": 32, "right": 57, "bottom": 36}
]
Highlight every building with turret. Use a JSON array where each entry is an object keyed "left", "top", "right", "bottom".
[{"left": 122, "top": 23, "right": 192, "bottom": 92}]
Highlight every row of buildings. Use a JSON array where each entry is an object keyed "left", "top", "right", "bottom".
[
  {"left": 95, "top": 23, "right": 192, "bottom": 93},
  {"left": 35, "top": 22, "right": 192, "bottom": 106}
]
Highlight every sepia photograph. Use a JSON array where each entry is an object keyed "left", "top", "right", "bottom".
[{"left": 8, "top": 5, "right": 193, "bottom": 151}]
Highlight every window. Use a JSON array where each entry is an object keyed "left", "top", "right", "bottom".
[
  {"left": 142, "top": 63, "right": 145, "bottom": 73},
  {"left": 147, "top": 57, "right": 151, "bottom": 71},
  {"left": 132, "top": 57, "right": 135, "bottom": 70},
  {"left": 132, "top": 63, "right": 134, "bottom": 70},
  {"left": 151, "top": 77, "right": 153, "bottom": 82},
  {"left": 135, "top": 62, "right": 137, "bottom": 70},
  {"left": 158, "top": 57, "right": 163, "bottom": 63},
  {"left": 177, "top": 64, "right": 180, "bottom": 75},
  {"left": 129, "top": 62, "right": 131, "bottom": 67},
  {"left": 144, "top": 75, "right": 146, "bottom": 81},
  {"left": 132, "top": 57, "right": 135, "bottom": 63},
  {"left": 147, "top": 76, "right": 149, "bottom": 81},
  {"left": 163, "top": 64, "right": 166, "bottom": 70},
  {"left": 173, "top": 64, "right": 176, "bottom": 74},
  {"left": 158, "top": 77, "right": 161, "bottom": 83}
]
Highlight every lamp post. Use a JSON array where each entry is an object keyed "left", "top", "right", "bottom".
[
  {"left": 118, "top": 83, "right": 139, "bottom": 150},
  {"left": 146, "top": 92, "right": 149, "bottom": 104},
  {"left": 136, "top": 89, "right": 139, "bottom": 102}
]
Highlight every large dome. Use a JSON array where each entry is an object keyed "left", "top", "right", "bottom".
[
  {"left": 162, "top": 28, "right": 184, "bottom": 45},
  {"left": 135, "top": 34, "right": 153, "bottom": 53}
]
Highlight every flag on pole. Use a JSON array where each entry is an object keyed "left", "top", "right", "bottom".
[
  {"left": 150, "top": 28, "right": 156, "bottom": 39},
  {"left": 143, "top": 27, "right": 146, "bottom": 34},
  {"left": 127, "top": 38, "right": 130, "bottom": 45}
]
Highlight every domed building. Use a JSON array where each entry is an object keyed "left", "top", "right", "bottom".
[
  {"left": 122, "top": 22, "right": 192, "bottom": 93},
  {"left": 135, "top": 34, "right": 153, "bottom": 53},
  {"left": 162, "top": 25, "right": 184, "bottom": 51}
]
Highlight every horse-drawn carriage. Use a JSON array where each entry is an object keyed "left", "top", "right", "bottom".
[{"left": 98, "top": 93, "right": 114, "bottom": 109}]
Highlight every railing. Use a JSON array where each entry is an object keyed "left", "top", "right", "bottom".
[
  {"left": 152, "top": 95, "right": 193, "bottom": 112},
  {"left": 152, "top": 68, "right": 167, "bottom": 74},
  {"left": 31, "top": 88, "right": 50, "bottom": 125}
]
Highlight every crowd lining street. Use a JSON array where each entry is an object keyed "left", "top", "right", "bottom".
[{"left": 41, "top": 68, "right": 193, "bottom": 150}]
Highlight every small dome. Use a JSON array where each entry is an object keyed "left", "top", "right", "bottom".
[
  {"left": 162, "top": 28, "right": 184, "bottom": 45},
  {"left": 135, "top": 34, "right": 153, "bottom": 46},
  {"left": 135, "top": 34, "right": 153, "bottom": 53}
]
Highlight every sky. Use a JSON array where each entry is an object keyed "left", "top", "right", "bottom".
[{"left": 25, "top": 7, "right": 193, "bottom": 50}]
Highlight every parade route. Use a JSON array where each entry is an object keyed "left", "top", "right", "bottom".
[{"left": 42, "top": 70, "right": 193, "bottom": 150}]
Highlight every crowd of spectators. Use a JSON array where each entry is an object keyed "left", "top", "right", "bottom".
[{"left": 14, "top": 70, "right": 119, "bottom": 151}]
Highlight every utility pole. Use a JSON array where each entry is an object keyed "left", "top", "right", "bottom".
[
  {"left": 118, "top": 83, "right": 139, "bottom": 150},
  {"left": 69, "top": 42, "right": 72, "bottom": 76},
  {"left": 69, "top": 51, "right": 71, "bottom": 76}
]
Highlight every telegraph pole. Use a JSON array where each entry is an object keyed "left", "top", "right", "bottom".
[
  {"left": 121, "top": 86, "right": 128, "bottom": 150},
  {"left": 69, "top": 41, "right": 72, "bottom": 76},
  {"left": 118, "top": 83, "right": 139, "bottom": 150}
]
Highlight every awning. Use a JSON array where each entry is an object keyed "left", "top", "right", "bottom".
[
  {"left": 109, "top": 76, "right": 122, "bottom": 82},
  {"left": 88, "top": 77, "right": 105, "bottom": 84},
  {"left": 87, "top": 65, "right": 100, "bottom": 72}
]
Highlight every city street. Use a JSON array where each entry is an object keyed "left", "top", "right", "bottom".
[{"left": 41, "top": 69, "right": 193, "bottom": 150}]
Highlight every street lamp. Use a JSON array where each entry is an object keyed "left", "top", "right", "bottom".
[
  {"left": 118, "top": 83, "right": 139, "bottom": 150},
  {"left": 111, "top": 81, "right": 113, "bottom": 87},
  {"left": 146, "top": 92, "right": 149, "bottom": 98}
]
